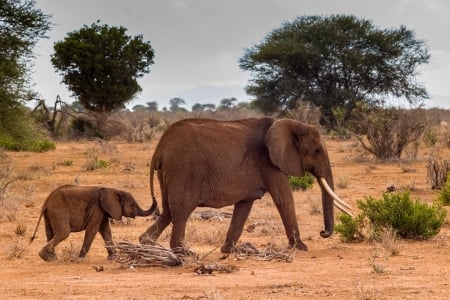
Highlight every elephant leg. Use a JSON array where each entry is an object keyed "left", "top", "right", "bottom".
[
  {"left": 39, "top": 223, "right": 70, "bottom": 261},
  {"left": 79, "top": 222, "right": 100, "bottom": 258},
  {"left": 269, "top": 181, "right": 307, "bottom": 251},
  {"left": 139, "top": 213, "right": 171, "bottom": 244},
  {"left": 221, "top": 200, "right": 254, "bottom": 253},
  {"left": 170, "top": 216, "right": 190, "bottom": 250},
  {"left": 99, "top": 218, "right": 115, "bottom": 259}
]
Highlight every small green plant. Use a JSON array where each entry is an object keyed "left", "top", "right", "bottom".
[
  {"left": 437, "top": 172, "right": 450, "bottom": 206},
  {"left": 335, "top": 191, "right": 446, "bottom": 242},
  {"left": 97, "top": 159, "right": 109, "bottom": 168},
  {"left": 289, "top": 172, "right": 314, "bottom": 191},
  {"left": 85, "top": 157, "right": 109, "bottom": 170},
  {"left": 335, "top": 213, "right": 364, "bottom": 242},
  {"left": 63, "top": 159, "right": 73, "bottom": 166}
]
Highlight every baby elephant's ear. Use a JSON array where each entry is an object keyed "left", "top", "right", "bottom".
[{"left": 99, "top": 188, "right": 122, "bottom": 221}]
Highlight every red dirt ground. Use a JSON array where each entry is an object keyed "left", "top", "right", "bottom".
[{"left": 1, "top": 137, "right": 449, "bottom": 299}]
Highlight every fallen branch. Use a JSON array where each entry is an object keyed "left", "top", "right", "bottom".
[
  {"left": 194, "top": 263, "right": 238, "bottom": 275},
  {"left": 233, "top": 242, "right": 295, "bottom": 262}
]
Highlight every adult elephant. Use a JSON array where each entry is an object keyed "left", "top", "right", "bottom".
[
  {"left": 30, "top": 185, "right": 158, "bottom": 261},
  {"left": 139, "top": 117, "right": 352, "bottom": 252}
]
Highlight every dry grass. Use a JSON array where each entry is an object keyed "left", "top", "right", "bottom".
[
  {"left": 380, "top": 227, "right": 401, "bottom": 256},
  {"left": 61, "top": 242, "right": 81, "bottom": 262}
]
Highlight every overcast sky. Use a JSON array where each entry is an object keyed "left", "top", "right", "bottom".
[{"left": 32, "top": 0, "right": 450, "bottom": 110}]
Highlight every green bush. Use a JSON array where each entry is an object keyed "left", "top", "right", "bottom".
[
  {"left": 289, "top": 173, "right": 314, "bottom": 191},
  {"left": 438, "top": 172, "right": 450, "bottom": 206},
  {"left": 334, "top": 214, "right": 364, "bottom": 242},
  {"left": 0, "top": 105, "right": 55, "bottom": 152},
  {"left": 0, "top": 133, "right": 55, "bottom": 152},
  {"left": 335, "top": 191, "right": 446, "bottom": 241}
]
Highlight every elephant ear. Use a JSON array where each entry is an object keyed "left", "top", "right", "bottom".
[
  {"left": 99, "top": 188, "right": 123, "bottom": 221},
  {"left": 265, "top": 119, "right": 305, "bottom": 176}
]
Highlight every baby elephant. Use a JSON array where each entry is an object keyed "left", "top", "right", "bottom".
[{"left": 30, "top": 185, "right": 158, "bottom": 261}]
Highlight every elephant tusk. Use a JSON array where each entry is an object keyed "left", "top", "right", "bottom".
[{"left": 319, "top": 177, "right": 353, "bottom": 216}]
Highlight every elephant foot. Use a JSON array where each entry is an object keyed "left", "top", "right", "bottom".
[
  {"left": 294, "top": 240, "right": 308, "bottom": 251},
  {"left": 173, "top": 247, "right": 197, "bottom": 260},
  {"left": 39, "top": 248, "right": 57, "bottom": 261},
  {"left": 220, "top": 243, "right": 235, "bottom": 254}
]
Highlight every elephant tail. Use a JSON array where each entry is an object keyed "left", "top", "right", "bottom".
[
  {"left": 149, "top": 153, "right": 160, "bottom": 216},
  {"left": 29, "top": 208, "right": 44, "bottom": 244}
]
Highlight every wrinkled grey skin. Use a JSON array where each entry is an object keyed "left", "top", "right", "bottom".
[
  {"left": 139, "top": 117, "right": 337, "bottom": 252},
  {"left": 30, "top": 185, "right": 158, "bottom": 261}
]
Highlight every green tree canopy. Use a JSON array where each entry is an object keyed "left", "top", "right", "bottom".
[
  {"left": 218, "top": 97, "right": 237, "bottom": 110},
  {"left": 0, "top": 0, "right": 52, "bottom": 151},
  {"left": 146, "top": 101, "right": 158, "bottom": 111},
  {"left": 169, "top": 97, "right": 186, "bottom": 111},
  {"left": 51, "top": 21, "right": 155, "bottom": 114},
  {"left": 239, "top": 15, "right": 429, "bottom": 123}
]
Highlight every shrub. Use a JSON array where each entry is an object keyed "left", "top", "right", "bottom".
[
  {"left": 335, "top": 191, "right": 446, "bottom": 241},
  {"left": 29, "top": 139, "right": 56, "bottom": 152},
  {"left": 359, "top": 192, "right": 446, "bottom": 239},
  {"left": 289, "top": 172, "right": 314, "bottom": 191},
  {"left": 437, "top": 172, "right": 450, "bottom": 206},
  {"left": 351, "top": 104, "right": 425, "bottom": 159},
  {"left": 0, "top": 104, "right": 55, "bottom": 152},
  {"left": 335, "top": 214, "right": 364, "bottom": 242},
  {"left": 70, "top": 116, "right": 104, "bottom": 138},
  {"left": 0, "top": 129, "right": 55, "bottom": 152}
]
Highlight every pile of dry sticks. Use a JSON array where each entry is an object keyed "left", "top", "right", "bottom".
[{"left": 112, "top": 241, "right": 185, "bottom": 268}]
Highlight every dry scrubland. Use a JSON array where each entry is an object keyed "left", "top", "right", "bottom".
[{"left": 0, "top": 121, "right": 450, "bottom": 299}]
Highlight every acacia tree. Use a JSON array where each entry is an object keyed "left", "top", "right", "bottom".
[
  {"left": 0, "top": 0, "right": 52, "bottom": 150},
  {"left": 51, "top": 22, "right": 155, "bottom": 115},
  {"left": 169, "top": 97, "right": 186, "bottom": 112},
  {"left": 240, "top": 15, "right": 429, "bottom": 123}
]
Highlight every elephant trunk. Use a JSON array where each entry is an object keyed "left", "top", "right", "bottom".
[
  {"left": 317, "top": 168, "right": 353, "bottom": 238},
  {"left": 135, "top": 196, "right": 159, "bottom": 217},
  {"left": 318, "top": 172, "right": 335, "bottom": 238}
]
